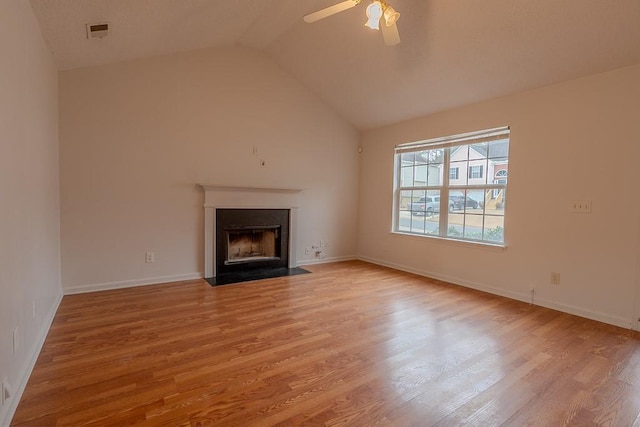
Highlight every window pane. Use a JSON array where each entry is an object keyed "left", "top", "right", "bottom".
[
  {"left": 400, "top": 166, "right": 414, "bottom": 187},
  {"left": 409, "top": 190, "right": 426, "bottom": 215},
  {"left": 398, "top": 190, "right": 413, "bottom": 233},
  {"left": 448, "top": 189, "right": 483, "bottom": 213},
  {"left": 468, "top": 160, "right": 487, "bottom": 184},
  {"left": 427, "top": 148, "right": 445, "bottom": 164},
  {"left": 410, "top": 215, "right": 426, "bottom": 234},
  {"left": 447, "top": 213, "right": 464, "bottom": 239},
  {"left": 427, "top": 165, "right": 443, "bottom": 186},
  {"left": 488, "top": 140, "right": 509, "bottom": 158},
  {"left": 417, "top": 189, "right": 440, "bottom": 218},
  {"left": 449, "top": 161, "right": 467, "bottom": 186},
  {"left": 415, "top": 151, "right": 428, "bottom": 165},
  {"left": 463, "top": 214, "right": 484, "bottom": 240},
  {"left": 401, "top": 152, "right": 416, "bottom": 165},
  {"left": 451, "top": 145, "right": 468, "bottom": 161},
  {"left": 483, "top": 188, "right": 505, "bottom": 244},
  {"left": 467, "top": 190, "right": 484, "bottom": 212},
  {"left": 483, "top": 216, "right": 504, "bottom": 243},
  {"left": 413, "top": 164, "right": 428, "bottom": 186},
  {"left": 424, "top": 213, "right": 439, "bottom": 235},
  {"left": 397, "top": 209, "right": 411, "bottom": 233},
  {"left": 469, "top": 143, "right": 487, "bottom": 160},
  {"left": 485, "top": 188, "right": 506, "bottom": 215},
  {"left": 491, "top": 159, "right": 508, "bottom": 184},
  {"left": 494, "top": 167, "right": 508, "bottom": 180}
]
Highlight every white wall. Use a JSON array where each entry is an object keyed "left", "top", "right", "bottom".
[
  {"left": 59, "top": 47, "right": 359, "bottom": 293},
  {"left": 0, "top": 1, "right": 62, "bottom": 424},
  {"left": 358, "top": 64, "right": 640, "bottom": 329}
]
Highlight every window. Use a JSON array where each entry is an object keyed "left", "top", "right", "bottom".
[
  {"left": 393, "top": 126, "right": 510, "bottom": 245},
  {"left": 469, "top": 165, "right": 483, "bottom": 179}
]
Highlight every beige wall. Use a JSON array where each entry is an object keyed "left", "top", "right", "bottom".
[
  {"left": 59, "top": 47, "right": 360, "bottom": 293},
  {"left": 358, "top": 64, "right": 640, "bottom": 328},
  {"left": 0, "top": 1, "right": 62, "bottom": 423}
]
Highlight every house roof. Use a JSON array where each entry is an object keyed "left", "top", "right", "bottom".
[
  {"left": 465, "top": 140, "right": 510, "bottom": 159},
  {"left": 29, "top": 0, "right": 640, "bottom": 130}
]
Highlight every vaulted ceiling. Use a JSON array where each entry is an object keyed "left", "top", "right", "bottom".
[{"left": 29, "top": 0, "right": 640, "bottom": 130}]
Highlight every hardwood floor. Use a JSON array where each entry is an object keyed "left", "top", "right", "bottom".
[{"left": 12, "top": 261, "right": 640, "bottom": 426}]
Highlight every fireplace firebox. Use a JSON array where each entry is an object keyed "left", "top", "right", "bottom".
[
  {"left": 225, "top": 226, "right": 280, "bottom": 265},
  {"left": 215, "top": 209, "right": 289, "bottom": 275}
]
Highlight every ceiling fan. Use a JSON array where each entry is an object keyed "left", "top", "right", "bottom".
[{"left": 303, "top": 0, "right": 401, "bottom": 46}]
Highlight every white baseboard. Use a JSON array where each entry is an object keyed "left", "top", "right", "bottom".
[
  {"left": 64, "top": 272, "right": 204, "bottom": 295},
  {"left": 0, "top": 289, "right": 63, "bottom": 427},
  {"left": 297, "top": 255, "right": 357, "bottom": 266},
  {"left": 357, "top": 255, "right": 633, "bottom": 330},
  {"left": 64, "top": 260, "right": 364, "bottom": 294}
]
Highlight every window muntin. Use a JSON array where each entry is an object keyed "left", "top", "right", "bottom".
[{"left": 393, "top": 127, "right": 510, "bottom": 245}]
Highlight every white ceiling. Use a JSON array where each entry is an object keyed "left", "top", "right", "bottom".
[{"left": 29, "top": 0, "right": 640, "bottom": 130}]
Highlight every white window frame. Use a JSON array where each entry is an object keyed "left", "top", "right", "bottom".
[{"left": 392, "top": 126, "right": 510, "bottom": 246}]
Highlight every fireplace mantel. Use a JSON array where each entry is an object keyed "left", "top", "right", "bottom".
[
  {"left": 199, "top": 184, "right": 302, "bottom": 278},
  {"left": 199, "top": 184, "right": 303, "bottom": 194}
]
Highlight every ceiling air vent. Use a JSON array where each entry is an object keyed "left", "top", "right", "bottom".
[{"left": 86, "top": 23, "right": 109, "bottom": 39}]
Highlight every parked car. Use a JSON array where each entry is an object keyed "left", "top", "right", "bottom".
[
  {"left": 410, "top": 196, "right": 437, "bottom": 216},
  {"left": 450, "top": 195, "right": 480, "bottom": 210},
  {"left": 410, "top": 196, "right": 455, "bottom": 216}
]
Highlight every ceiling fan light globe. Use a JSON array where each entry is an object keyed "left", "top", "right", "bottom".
[
  {"left": 383, "top": 6, "right": 400, "bottom": 26},
  {"left": 365, "top": 1, "right": 383, "bottom": 30},
  {"left": 365, "top": 18, "right": 381, "bottom": 30}
]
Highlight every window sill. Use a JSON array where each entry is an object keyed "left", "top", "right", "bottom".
[{"left": 390, "top": 231, "right": 507, "bottom": 252}]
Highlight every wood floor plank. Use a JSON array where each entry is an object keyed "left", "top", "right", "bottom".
[{"left": 11, "top": 261, "right": 640, "bottom": 426}]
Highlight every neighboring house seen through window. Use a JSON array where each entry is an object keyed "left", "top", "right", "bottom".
[
  {"left": 469, "top": 165, "right": 483, "bottom": 179},
  {"left": 393, "top": 126, "right": 510, "bottom": 245}
]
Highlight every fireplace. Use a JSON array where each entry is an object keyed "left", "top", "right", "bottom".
[
  {"left": 215, "top": 209, "right": 289, "bottom": 275},
  {"left": 200, "top": 185, "right": 302, "bottom": 280}
]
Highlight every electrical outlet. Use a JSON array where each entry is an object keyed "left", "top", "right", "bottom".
[
  {"left": 304, "top": 247, "right": 310, "bottom": 255},
  {"left": 550, "top": 272, "right": 561, "bottom": 285},
  {"left": 570, "top": 200, "right": 592, "bottom": 213},
  {"left": 145, "top": 252, "right": 155, "bottom": 263}
]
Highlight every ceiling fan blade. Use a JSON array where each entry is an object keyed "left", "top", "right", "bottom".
[
  {"left": 381, "top": 21, "right": 401, "bottom": 46},
  {"left": 303, "top": 0, "right": 358, "bottom": 23}
]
